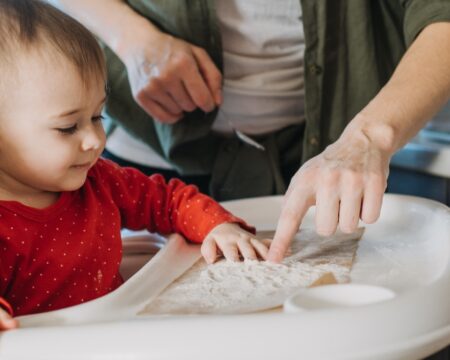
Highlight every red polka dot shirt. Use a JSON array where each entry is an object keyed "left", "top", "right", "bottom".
[{"left": 0, "top": 159, "right": 253, "bottom": 317}]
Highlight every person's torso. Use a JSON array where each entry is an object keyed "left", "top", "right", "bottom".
[
  {"left": 106, "top": 0, "right": 447, "bottom": 177},
  {"left": 106, "top": 0, "right": 306, "bottom": 169},
  {"left": 213, "top": 0, "right": 305, "bottom": 135}
]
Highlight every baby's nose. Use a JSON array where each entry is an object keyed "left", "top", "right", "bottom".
[{"left": 81, "top": 128, "right": 103, "bottom": 151}]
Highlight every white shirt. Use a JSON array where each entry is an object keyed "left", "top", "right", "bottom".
[{"left": 213, "top": 0, "right": 305, "bottom": 135}]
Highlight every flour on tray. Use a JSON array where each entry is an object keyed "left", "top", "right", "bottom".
[{"left": 140, "top": 228, "right": 363, "bottom": 315}]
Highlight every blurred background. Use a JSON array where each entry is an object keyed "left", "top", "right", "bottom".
[{"left": 389, "top": 100, "right": 450, "bottom": 206}]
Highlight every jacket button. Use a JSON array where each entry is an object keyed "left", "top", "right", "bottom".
[
  {"left": 309, "top": 136, "right": 319, "bottom": 146},
  {"left": 308, "top": 64, "right": 322, "bottom": 75}
]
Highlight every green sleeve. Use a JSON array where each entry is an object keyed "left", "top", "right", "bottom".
[{"left": 402, "top": 0, "right": 450, "bottom": 46}]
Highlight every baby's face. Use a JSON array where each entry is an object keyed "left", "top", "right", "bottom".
[{"left": 0, "top": 48, "right": 106, "bottom": 194}]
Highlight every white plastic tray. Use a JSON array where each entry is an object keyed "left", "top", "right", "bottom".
[{"left": 0, "top": 194, "right": 449, "bottom": 360}]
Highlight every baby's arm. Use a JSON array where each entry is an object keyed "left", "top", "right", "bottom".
[
  {"left": 201, "top": 223, "right": 271, "bottom": 264},
  {"left": 97, "top": 159, "right": 255, "bottom": 243},
  {"left": 140, "top": 176, "right": 272, "bottom": 262},
  {"left": 96, "top": 159, "right": 267, "bottom": 257}
]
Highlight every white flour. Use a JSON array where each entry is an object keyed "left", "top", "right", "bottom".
[{"left": 141, "top": 228, "right": 363, "bottom": 315}]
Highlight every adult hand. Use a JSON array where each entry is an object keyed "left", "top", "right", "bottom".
[
  {"left": 267, "top": 124, "right": 390, "bottom": 263},
  {"left": 121, "top": 27, "right": 222, "bottom": 124}
]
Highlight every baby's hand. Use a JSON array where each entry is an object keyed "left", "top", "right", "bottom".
[
  {"left": 201, "top": 223, "right": 271, "bottom": 264},
  {"left": 0, "top": 307, "right": 18, "bottom": 331}
]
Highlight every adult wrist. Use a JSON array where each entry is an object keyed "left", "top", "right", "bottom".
[
  {"left": 341, "top": 113, "right": 399, "bottom": 156},
  {"left": 109, "top": 8, "right": 162, "bottom": 63}
]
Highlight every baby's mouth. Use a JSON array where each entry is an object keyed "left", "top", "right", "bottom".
[{"left": 72, "top": 162, "right": 91, "bottom": 169}]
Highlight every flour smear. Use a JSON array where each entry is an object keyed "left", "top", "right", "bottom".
[{"left": 140, "top": 228, "right": 363, "bottom": 315}]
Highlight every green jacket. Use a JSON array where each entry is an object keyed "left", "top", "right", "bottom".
[{"left": 102, "top": 0, "right": 450, "bottom": 200}]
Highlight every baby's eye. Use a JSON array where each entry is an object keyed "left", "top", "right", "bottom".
[
  {"left": 57, "top": 124, "right": 78, "bottom": 135},
  {"left": 92, "top": 115, "right": 105, "bottom": 123}
]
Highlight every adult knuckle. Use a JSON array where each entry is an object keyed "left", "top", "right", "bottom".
[
  {"left": 290, "top": 178, "right": 308, "bottom": 192},
  {"left": 145, "top": 80, "right": 160, "bottom": 94},
  {"left": 343, "top": 173, "right": 364, "bottom": 191},
  {"left": 172, "top": 53, "right": 192, "bottom": 69},
  {"left": 322, "top": 169, "right": 340, "bottom": 188},
  {"left": 343, "top": 168, "right": 362, "bottom": 182},
  {"left": 292, "top": 174, "right": 315, "bottom": 194},
  {"left": 156, "top": 71, "right": 172, "bottom": 84}
]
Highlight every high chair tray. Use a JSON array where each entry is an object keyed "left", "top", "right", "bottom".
[{"left": 0, "top": 194, "right": 449, "bottom": 360}]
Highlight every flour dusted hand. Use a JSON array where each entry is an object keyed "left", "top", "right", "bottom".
[{"left": 201, "top": 223, "right": 270, "bottom": 264}]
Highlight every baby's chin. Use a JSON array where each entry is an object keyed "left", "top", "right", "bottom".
[
  {"left": 44, "top": 158, "right": 98, "bottom": 192},
  {"left": 50, "top": 174, "right": 89, "bottom": 193}
]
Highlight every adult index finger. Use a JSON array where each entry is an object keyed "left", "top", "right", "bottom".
[{"left": 267, "top": 190, "right": 312, "bottom": 263}]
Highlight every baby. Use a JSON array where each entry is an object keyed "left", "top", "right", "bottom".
[{"left": 0, "top": 0, "right": 269, "bottom": 330}]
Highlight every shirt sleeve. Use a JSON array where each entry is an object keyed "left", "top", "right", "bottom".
[
  {"left": 93, "top": 159, "right": 255, "bottom": 243},
  {"left": 401, "top": 0, "right": 450, "bottom": 46}
]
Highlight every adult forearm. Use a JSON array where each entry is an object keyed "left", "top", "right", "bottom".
[
  {"left": 345, "top": 22, "right": 450, "bottom": 155},
  {"left": 52, "top": 0, "right": 161, "bottom": 62}
]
